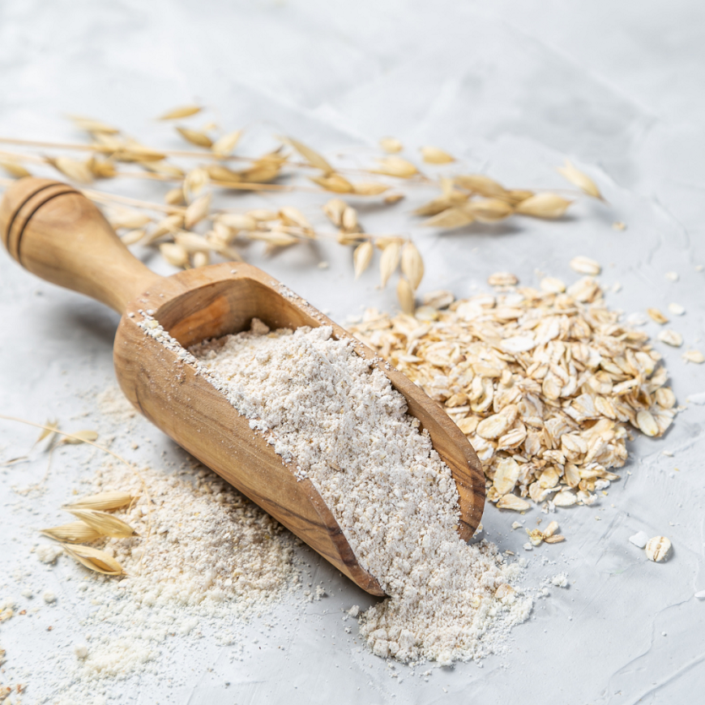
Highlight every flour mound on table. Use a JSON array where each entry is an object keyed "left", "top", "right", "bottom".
[
  {"left": 67, "top": 458, "right": 299, "bottom": 687},
  {"left": 189, "top": 321, "right": 531, "bottom": 664}
]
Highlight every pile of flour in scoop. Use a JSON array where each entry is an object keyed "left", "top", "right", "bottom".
[{"left": 188, "top": 320, "right": 532, "bottom": 664}]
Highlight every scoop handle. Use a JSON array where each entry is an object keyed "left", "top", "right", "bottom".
[{"left": 0, "top": 178, "right": 162, "bottom": 314}]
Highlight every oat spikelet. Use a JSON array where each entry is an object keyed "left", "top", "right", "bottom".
[
  {"left": 401, "top": 242, "right": 424, "bottom": 290},
  {"left": 68, "top": 115, "right": 120, "bottom": 134},
  {"left": 322, "top": 199, "right": 347, "bottom": 227},
  {"left": 379, "top": 137, "right": 403, "bottom": 153},
  {"left": 108, "top": 209, "right": 152, "bottom": 230},
  {"left": 206, "top": 164, "right": 242, "bottom": 184},
  {"left": 248, "top": 231, "right": 300, "bottom": 247},
  {"left": 247, "top": 209, "right": 278, "bottom": 221},
  {"left": 217, "top": 213, "right": 258, "bottom": 231},
  {"left": 160, "top": 242, "right": 189, "bottom": 268},
  {"left": 192, "top": 251, "right": 209, "bottom": 268},
  {"left": 0, "top": 159, "right": 31, "bottom": 178},
  {"left": 60, "top": 429, "right": 98, "bottom": 445},
  {"left": 506, "top": 189, "right": 534, "bottom": 204},
  {"left": 380, "top": 242, "right": 401, "bottom": 288},
  {"left": 184, "top": 167, "right": 210, "bottom": 197},
  {"left": 176, "top": 127, "right": 213, "bottom": 148},
  {"left": 35, "top": 419, "right": 59, "bottom": 445},
  {"left": 557, "top": 160, "right": 603, "bottom": 200},
  {"left": 69, "top": 509, "right": 137, "bottom": 538},
  {"left": 62, "top": 544, "right": 125, "bottom": 576},
  {"left": 146, "top": 214, "right": 184, "bottom": 245},
  {"left": 334, "top": 207, "right": 355, "bottom": 234},
  {"left": 158, "top": 105, "right": 202, "bottom": 120},
  {"left": 454, "top": 175, "right": 508, "bottom": 199},
  {"left": 420, "top": 146, "right": 455, "bottom": 164},
  {"left": 165, "top": 187, "right": 185, "bottom": 206},
  {"left": 423, "top": 208, "right": 474, "bottom": 229},
  {"left": 310, "top": 173, "right": 354, "bottom": 194},
  {"left": 184, "top": 193, "right": 212, "bottom": 228},
  {"left": 515, "top": 193, "right": 572, "bottom": 219},
  {"left": 47, "top": 157, "right": 93, "bottom": 184},
  {"left": 353, "top": 241, "right": 374, "bottom": 279},
  {"left": 465, "top": 199, "right": 513, "bottom": 223},
  {"left": 174, "top": 232, "right": 211, "bottom": 254},
  {"left": 415, "top": 192, "right": 468, "bottom": 217},
  {"left": 384, "top": 193, "right": 405, "bottom": 204},
  {"left": 41, "top": 521, "right": 103, "bottom": 544},
  {"left": 279, "top": 206, "right": 312, "bottom": 231},
  {"left": 352, "top": 182, "right": 389, "bottom": 196},
  {"left": 212, "top": 130, "right": 242, "bottom": 156},
  {"left": 371, "top": 156, "right": 418, "bottom": 179},
  {"left": 281, "top": 136, "right": 333, "bottom": 175},
  {"left": 65, "top": 491, "right": 134, "bottom": 511},
  {"left": 87, "top": 157, "right": 117, "bottom": 178},
  {"left": 396, "top": 277, "right": 415, "bottom": 314}
]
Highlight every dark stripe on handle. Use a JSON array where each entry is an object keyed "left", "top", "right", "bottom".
[{"left": 15, "top": 188, "right": 80, "bottom": 267}]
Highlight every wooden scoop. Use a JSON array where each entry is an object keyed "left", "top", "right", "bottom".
[{"left": 0, "top": 178, "right": 485, "bottom": 596}]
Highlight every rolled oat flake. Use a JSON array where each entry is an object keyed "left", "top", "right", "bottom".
[{"left": 645, "top": 536, "right": 672, "bottom": 562}]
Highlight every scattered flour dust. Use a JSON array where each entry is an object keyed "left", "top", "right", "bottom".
[
  {"left": 18, "top": 455, "right": 301, "bottom": 701},
  {"left": 183, "top": 319, "right": 532, "bottom": 665},
  {"left": 72, "top": 458, "right": 300, "bottom": 681},
  {"left": 96, "top": 384, "right": 137, "bottom": 422}
]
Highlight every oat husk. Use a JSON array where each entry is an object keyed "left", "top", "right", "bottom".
[
  {"left": 62, "top": 544, "right": 125, "bottom": 576},
  {"left": 69, "top": 509, "right": 137, "bottom": 538},
  {"left": 41, "top": 521, "right": 103, "bottom": 544},
  {"left": 64, "top": 490, "right": 133, "bottom": 511},
  {"left": 557, "top": 160, "right": 603, "bottom": 200},
  {"left": 60, "top": 429, "right": 99, "bottom": 445},
  {"left": 158, "top": 105, "right": 202, "bottom": 120}
]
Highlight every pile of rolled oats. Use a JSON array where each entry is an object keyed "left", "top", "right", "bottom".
[{"left": 349, "top": 274, "right": 676, "bottom": 512}]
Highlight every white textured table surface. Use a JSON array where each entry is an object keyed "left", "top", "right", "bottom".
[{"left": 1, "top": 1, "right": 705, "bottom": 703}]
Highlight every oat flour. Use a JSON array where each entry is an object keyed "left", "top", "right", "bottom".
[{"left": 187, "top": 321, "right": 531, "bottom": 664}]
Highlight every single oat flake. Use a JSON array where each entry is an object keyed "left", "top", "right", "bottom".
[
  {"left": 683, "top": 350, "right": 705, "bottom": 364},
  {"left": 488, "top": 272, "right": 518, "bottom": 287},
  {"left": 540, "top": 277, "right": 566, "bottom": 294},
  {"left": 645, "top": 536, "right": 672, "bottom": 562},
  {"left": 570, "top": 256, "right": 601, "bottom": 276},
  {"left": 658, "top": 330, "right": 683, "bottom": 347},
  {"left": 647, "top": 308, "right": 669, "bottom": 325}
]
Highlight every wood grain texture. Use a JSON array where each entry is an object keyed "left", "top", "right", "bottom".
[
  {"left": 0, "top": 178, "right": 486, "bottom": 596},
  {"left": 0, "top": 177, "right": 160, "bottom": 312}
]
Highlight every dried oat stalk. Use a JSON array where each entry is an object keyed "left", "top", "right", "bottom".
[{"left": 0, "top": 113, "right": 604, "bottom": 315}]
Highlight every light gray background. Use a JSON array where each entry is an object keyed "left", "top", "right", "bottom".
[{"left": 1, "top": 1, "right": 705, "bottom": 703}]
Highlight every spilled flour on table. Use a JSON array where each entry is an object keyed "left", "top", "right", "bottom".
[
  {"left": 2, "top": 441, "right": 301, "bottom": 701},
  {"left": 186, "top": 320, "right": 531, "bottom": 664}
]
